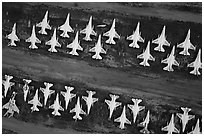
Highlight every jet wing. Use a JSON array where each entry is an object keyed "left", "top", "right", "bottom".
[
  {"left": 177, "top": 42, "right": 185, "bottom": 48},
  {"left": 92, "top": 98, "right": 98, "bottom": 103},
  {"left": 28, "top": 99, "right": 34, "bottom": 104},
  {"left": 164, "top": 39, "right": 170, "bottom": 46},
  {"left": 13, "top": 105, "right": 20, "bottom": 113},
  {"left": 188, "top": 115, "right": 195, "bottom": 120},
  {"left": 187, "top": 62, "right": 194, "bottom": 68},
  {"left": 89, "top": 47, "right": 96, "bottom": 53},
  {"left": 114, "top": 116, "right": 121, "bottom": 122},
  {"left": 40, "top": 87, "right": 45, "bottom": 94},
  {"left": 49, "top": 104, "right": 54, "bottom": 109},
  {"left": 80, "top": 109, "right": 86, "bottom": 114},
  {"left": 139, "top": 35, "right": 144, "bottom": 43},
  {"left": 127, "top": 34, "right": 133, "bottom": 40},
  {"left": 149, "top": 55, "right": 155, "bottom": 61},
  {"left": 103, "top": 31, "right": 110, "bottom": 37},
  {"left": 125, "top": 118, "right": 131, "bottom": 124},
  {"left": 176, "top": 113, "right": 182, "bottom": 119},
  {"left": 59, "top": 106, "right": 64, "bottom": 111},
  {"left": 2, "top": 103, "right": 10, "bottom": 109},
  {"left": 36, "top": 38, "right": 41, "bottom": 43},
  {"left": 80, "top": 28, "right": 87, "bottom": 34},
  {"left": 105, "top": 100, "right": 111, "bottom": 107},
  {"left": 189, "top": 42, "right": 196, "bottom": 50},
  {"left": 161, "top": 125, "right": 169, "bottom": 131},
  {"left": 67, "top": 43, "right": 74, "bottom": 49},
  {"left": 56, "top": 41, "right": 61, "bottom": 47},
  {"left": 100, "top": 47, "right": 106, "bottom": 54},
  {"left": 115, "top": 102, "right": 121, "bottom": 107},
  {"left": 173, "top": 127, "right": 180, "bottom": 133},
  {"left": 61, "top": 91, "right": 66, "bottom": 98},
  {"left": 70, "top": 107, "right": 76, "bottom": 113},
  {"left": 161, "top": 58, "right": 169, "bottom": 64},
  {"left": 152, "top": 37, "right": 159, "bottom": 44},
  {"left": 77, "top": 44, "right": 83, "bottom": 51},
  {"left": 2, "top": 80, "right": 6, "bottom": 85},
  {"left": 82, "top": 96, "right": 87, "bottom": 102},
  {"left": 46, "top": 23, "right": 51, "bottom": 30},
  {"left": 49, "top": 90, "right": 55, "bottom": 96},
  {"left": 91, "top": 29, "right": 97, "bottom": 36},
  {"left": 114, "top": 31, "right": 120, "bottom": 39},
  {"left": 10, "top": 82, "right": 15, "bottom": 87},
  {"left": 173, "top": 60, "right": 179, "bottom": 66},
  {"left": 36, "top": 22, "right": 42, "bottom": 27},
  {"left": 38, "top": 101, "right": 43, "bottom": 107},
  {"left": 137, "top": 53, "right": 144, "bottom": 59}
]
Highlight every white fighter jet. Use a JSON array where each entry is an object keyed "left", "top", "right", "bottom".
[
  {"left": 25, "top": 25, "right": 41, "bottom": 49},
  {"left": 28, "top": 89, "right": 42, "bottom": 112},
  {"left": 58, "top": 13, "right": 74, "bottom": 38},
  {"left": 152, "top": 25, "right": 170, "bottom": 52},
  {"left": 176, "top": 107, "right": 195, "bottom": 133},
  {"left": 161, "top": 114, "right": 179, "bottom": 134},
  {"left": 105, "top": 94, "right": 121, "bottom": 119},
  {"left": 49, "top": 93, "right": 64, "bottom": 116},
  {"left": 80, "top": 16, "right": 97, "bottom": 41},
  {"left": 45, "top": 28, "right": 61, "bottom": 52},
  {"left": 177, "top": 29, "right": 196, "bottom": 55},
  {"left": 22, "top": 79, "right": 32, "bottom": 102},
  {"left": 161, "top": 46, "right": 179, "bottom": 72},
  {"left": 89, "top": 34, "right": 106, "bottom": 60},
  {"left": 3, "top": 92, "right": 19, "bottom": 118},
  {"left": 188, "top": 118, "right": 201, "bottom": 134},
  {"left": 40, "top": 82, "right": 55, "bottom": 106},
  {"left": 187, "top": 49, "right": 202, "bottom": 76},
  {"left": 114, "top": 105, "right": 131, "bottom": 129},
  {"left": 67, "top": 31, "right": 83, "bottom": 56},
  {"left": 70, "top": 97, "right": 86, "bottom": 121},
  {"left": 127, "top": 98, "right": 145, "bottom": 123},
  {"left": 6, "top": 23, "right": 20, "bottom": 46},
  {"left": 61, "top": 86, "right": 76, "bottom": 110},
  {"left": 137, "top": 41, "right": 155, "bottom": 66},
  {"left": 127, "top": 22, "right": 144, "bottom": 48},
  {"left": 2, "top": 75, "right": 15, "bottom": 98},
  {"left": 82, "top": 90, "right": 98, "bottom": 115},
  {"left": 36, "top": 10, "right": 51, "bottom": 35},
  {"left": 103, "top": 19, "right": 120, "bottom": 44},
  {"left": 138, "top": 110, "right": 150, "bottom": 134}
]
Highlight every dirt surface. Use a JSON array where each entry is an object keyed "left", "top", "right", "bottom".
[{"left": 2, "top": 2, "right": 202, "bottom": 134}]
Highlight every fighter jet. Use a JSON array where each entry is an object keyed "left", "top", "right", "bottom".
[
  {"left": 126, "top": 22, "right": 144, "bottom": 48},
  {"left": 105, "top": 94, "right": 121, "bottom": 119},
  {"left": 137, "top": 41, "right": 155, "bottom": 66},
  {"left": 22, "top": 79, "right": 32, "bottom": 102},
  {"left": 70, "top": 97, "right": 86, "bottom": 121},
  {"left": 58, "top": 13, "right": 74, "bottom": 38},
  {"left": 36, "top": 10, "right": 51, "bottom": 35},
  {"left": 40, "top": 82, "right": 55, "bottom": 106},
  {"left": 6, "top": 23, "right": 20, "bottom": 46},
  {"left": 177, "top": 29, "right": 196, "bottom": 55},
  {"left": 161, "top": 46, "right": 179, "bottom": 72},
  {"left": 114, "top": 105, "right": 131, "bottom": 129},
  {"left": 161, "top": 114, "right": 179, "bottom": 134},
  {"left": 80, "top": 16, "right": 97, "bottom": 41},
  {"left": 127, "top": 98, "right": 145, "bottom": 123},
  {"left": 138, "top": 110, "right": 150, "bottom": 134},
  {"left": 103, "top": 19, "right": 120, "bottom": 44},
  {"left": 61, "top": 86, "right": 76, "bottom": 110},
  {"left": 49, "top": 93, "right": 64, "bottom": 116},
  {"left": 188, "top": 118, "right": 201, "bottom": 134},
  {"left": 2, "top": 75, "right": 15, "bottom": 98},
  {"left": 187, "top": 49, "right": 202, "bottom": 76},
  {"left": 28, "top": 89, "right": 42, "bottom": 112},
  {"left": 45, "top": 28, "right": 61, "bottom": 52},
  {"left": 82, "top": 90, "right": 98, "bottom": 115},
  {"left": 152, "top": 26, "right": 170, "bottom": 52},
  {"left": 67, "top": 31, "right": 83, "bottom": 56},
  {"left": 25, "top": 25, "right": 41, "bottom": 49},
  {"left": 176, "top": 107, "right": 195, "bottom": 133},
  {"left": 89, "top": 34, "right": 106, "bottom": 60},
  {"left": 3, "top": 92, "right": 19, "bottom": 118}
]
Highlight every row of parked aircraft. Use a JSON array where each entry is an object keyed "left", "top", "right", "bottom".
[
  {"left": 2, "top": 75, "right": 201, "bottom": 134},
  {"left": 5, "top": 11, "right": 202, "bottom": 75}
]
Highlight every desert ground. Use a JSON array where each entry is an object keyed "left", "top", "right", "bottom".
[{"left": 2, "top": 2, "right": 202, "bottom": 134}]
